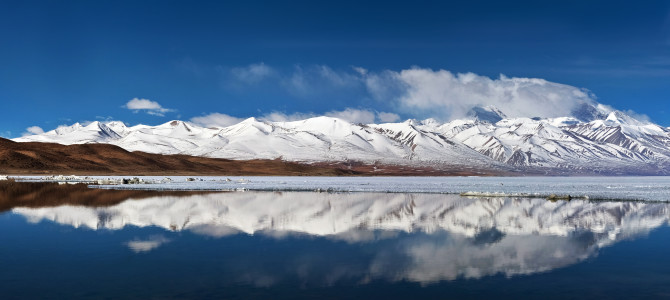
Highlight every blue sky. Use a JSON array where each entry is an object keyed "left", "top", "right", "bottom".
[{"left": 1, "top": 0, "right": 669, "bottom": 137}]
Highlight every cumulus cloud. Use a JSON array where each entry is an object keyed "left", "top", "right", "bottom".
[
  {"left": 26, "top": 126, "right": 45, "bottom": 134},
  {"left": 226, "top": 63, "right": 611, "bottom": 122},
  {"left": 22, "top": 126, "right": 45, "bottom": 136},
  {"left": 230, "top": 62, "right": 275, "bottom": 84},
  {"left": 125, "top": 235, "right": 171, "bottom": 253},
  {"left": 190, "top": 113, "right": 245, "bottom": 128},
  {"left": 367, "top": 68, "right": 598, "bottom": 120},
  {"left": 124, "top": 98, "right": 175, "bottom": 116}
]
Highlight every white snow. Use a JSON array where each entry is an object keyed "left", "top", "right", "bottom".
[{"left": 12, "top": 110, "right": 670, "bottom": 173}]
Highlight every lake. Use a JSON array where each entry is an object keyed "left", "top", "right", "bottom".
[{"left": 1, "top": 177, "right": 670, "bottom": 299}]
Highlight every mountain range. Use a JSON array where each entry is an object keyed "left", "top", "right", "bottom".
[{"left": 14, "top": 104, "right": 670, "bottom": 175}]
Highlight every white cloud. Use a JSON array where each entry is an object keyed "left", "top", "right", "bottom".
[
  {"left": 190, "top": 113, "right": 244, "bottom": 128},
  {"left": 125, "top": 235, "right": 171, "bottom": 253},
  {"left": 367, "top": 68, "right": 597, "bottom": 120},
  {"left": 325, "top": 108, "right": 376, "bottom": 124},
  {"left": 377, "top": 112, "right": 401, "bottom": 123},
  {"left": 323, "top": 109, "right": 400, "bottom": 124},
  {"left": 26, "top": 126, "right": 45, "bottom": 135},
  {"left": 261, "top": 111, "right": 316, "bottom": 122},
  {"left": 191, "top": 109, "right": 400, "bottom": 127},
  {"left": 226, "top": 63, "right": 607, "bottom": 121},
  {"left": 230, "top": 62, "right": 275, "bottom": 84},
  {"left": 124, "top": 98, "right": 175, "bottom": 116},
  {"left": 624, "top": 109, "right": 651, "bottom": 123},
  {"left": 22, "top": 126, "right": 45, "bottom": 136},
  {"left": 222, "top": 63, "right": 623, "bottom": 122},
  {"left": 352, "top": 66, "right": 368, "bottom": 75},
  {"left": 125, "top": 98, "right": 163, "bottom": 110},
  {"left": 95, "top": 115, "right": 117, "bottom": 122}
]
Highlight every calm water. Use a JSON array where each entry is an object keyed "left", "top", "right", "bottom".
[{"left": 2, "top": 188, "right": 670, "bottom": 299}]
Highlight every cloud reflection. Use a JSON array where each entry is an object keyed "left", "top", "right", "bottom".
[{"left": 125, "top": 235, "right": 171, "bottom": 253}]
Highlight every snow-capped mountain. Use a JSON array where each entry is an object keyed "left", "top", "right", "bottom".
[{"left": 14, "top": 105, "right": 670, "bottom": 174}]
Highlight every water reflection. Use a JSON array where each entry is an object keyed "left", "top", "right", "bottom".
[
  {"left": 125, "top": 235, "right": 171, "bottom": 253},
  {"left": 11, "top": 192, "right": 670, "bottom": 284}
]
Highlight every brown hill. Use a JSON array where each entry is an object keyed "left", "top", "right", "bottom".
[
  {"left": 0, "top": 137, "right": 359, "bottom": 176},
  {"left": 0, "top": 137, "right": 496, "bottom": 176},
  {"left": 0, "top": 180, "right": 216, "bottom": 212}
]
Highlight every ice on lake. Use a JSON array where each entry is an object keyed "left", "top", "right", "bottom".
[{"left": 57, "top": 176, "right": 670, "bottom": 202}]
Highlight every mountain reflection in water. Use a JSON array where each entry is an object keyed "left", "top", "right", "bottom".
[{"left": 11, "top": 191, "right": 670, "bottom": 284}]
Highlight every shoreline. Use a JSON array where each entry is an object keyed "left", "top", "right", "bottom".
[{"left": 4, "top": 175, "right": 669, "bottom": 203}]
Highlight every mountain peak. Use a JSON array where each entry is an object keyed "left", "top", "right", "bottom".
[
  {"left": 164, "top": 120, "right": 189, "bottom": 127},
  {"left": 570, "top": 102, "right": 610, "bottom": 122},
  {"left": 467, "top": 106, "right": 507, "bottom": 123},
  {"left": 403, "top": 119, "right": 420, "bottom": 126},
  {"left": 420, "top": 118, "right": 441, "bottom": 126},
  {"left": 54, "top": 123, "right": 83, "bottom": 135},
  {"left": 603, "top": 111, "right": 648, "bottom": 127},
  {"left": 104, "top": 121, "right": 128, "bottom": 131},
  {"left": 239, "top": 117, "right": 261, "bottom": 124}
]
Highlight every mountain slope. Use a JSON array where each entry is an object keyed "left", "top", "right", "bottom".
[
  {"left": 0, "top": 137, "right": 359, "bottom": 175},
  {"left": 14, "top": 107, "right": 670, "bottom": 175},
  {"left": 0, "top": 137, "right": 493, "bottom": 176}
]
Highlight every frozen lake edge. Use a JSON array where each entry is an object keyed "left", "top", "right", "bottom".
[{"left": 10, "top": 175, "right": 669, "bottom": 202}]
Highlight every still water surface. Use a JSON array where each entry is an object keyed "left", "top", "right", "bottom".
[{"left": 2, "top": 188, "right": 670, "bottom": 299}]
